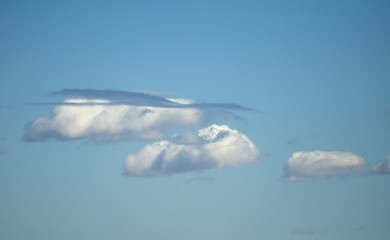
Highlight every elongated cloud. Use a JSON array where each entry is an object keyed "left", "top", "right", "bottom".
[
  {"left": 25, "top": 98, "right": 203, "bottom": 142},
  {"left": 372, "top": 155, "right": 390, "bottom": 174},
  {"left": 124, "top": 124, "right": 259, "bottom": 177},
  {"left": 283, "top": 151, "right": 367, "bottom": 181},
  {"left": 45, "top": 89, "right": 252, "bottom": 110},
  {"left": 25, "top": 89, "right": 253, "bottom": 142}
]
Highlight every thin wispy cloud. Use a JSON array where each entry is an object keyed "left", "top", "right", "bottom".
[
  {"left": 291, "top": 228, "right": 315, "bottom": 236},
  {"left": 286, "top": 134, "right": 317, "bottom": 145},
  {"left": 124, "top": 124, "right": 259, "bottom": 177},
  {"left": 286, "top": 138, "right": 300, "bottom": 145},
  {"left": 183, "top": 176, "right": 215, "bottom": 185},
  {"left": 372, "top": 155, "right": 390, "bottom": 174},
  {"left": 42, "top": 89, "right": 253, "bottom": 110},
  {"left": 283, "top": 151, "right": 367, "bottom": 182}
]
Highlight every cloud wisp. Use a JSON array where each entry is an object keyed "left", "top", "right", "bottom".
[
  {"left": 372, "top": 155, "right": 390, "bottom": 174},
  {"left": 183, "top": 176, "right": 215, "bottom": 185},
  {"left": 291, "top": 228, "right": 315, "bottom": 236},
  {"left": 124, "top": 124, "right": 259, "bottom": 177},
  {"left": 283, "top": 151, "right": 367, "bottom": 182}
]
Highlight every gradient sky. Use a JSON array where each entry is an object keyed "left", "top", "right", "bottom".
[{"left": 1, "top": 1, "right": 390, "bottom": 239}]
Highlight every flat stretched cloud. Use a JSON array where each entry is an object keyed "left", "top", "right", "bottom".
[
  {"left": 124, "top": 124, "right": 259, "bottom": 177},
  {"left": 47, "top": 89, "right": 252, "bottom": 110},
  {"left": 372, "top": 155, "right": 390, "bottom": 174},
  {"left": 25, "top": 98, "right": 202, "bottom": 142},
  {"left": 283, "top": 151, "right": 367, "bottom": 181},
  {"left": 25, "top": 89, "right": 252, "bottom": 142}
]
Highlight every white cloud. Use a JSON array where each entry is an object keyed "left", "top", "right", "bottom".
[
  {"left": 372, "top": 155, "right": 390, "bottom": 174},
  {"left": 25, "top": 98, "right": 203, "bottom": 142},
  {"left": 124, "top": 124, "right": 259, "bottom": 177},
  {"left": 283, "top": 151, "right": 367, "bottom": 181}
]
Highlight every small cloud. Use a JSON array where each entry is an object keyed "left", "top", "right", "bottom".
[
  {"left": 286, "top": 134, "right": 317, "bottom": 145},
  {"left": 286, "top": 138, "right": 300, "bottom": 145},
  {"left": 124, "top": 124, "right": 259, "bottom": 177},
  {"left": 283, "top": 151, "right": 367, "bottom": 182},
  {"left": 372, "top": 155, "right": 390, "bottom": 174},
  {"left": 183, "top": 176, "right": 215, "bottom": 185},
  {"left": 260, "top": 152, "right": 270, "bottom": 160},
  {"left": 291, "top": 228, "right": 315, "bottom": 236}
]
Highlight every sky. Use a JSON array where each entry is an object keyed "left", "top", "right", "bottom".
[{"left": 0, "top": 0, "right": 389, "bottom": 239}]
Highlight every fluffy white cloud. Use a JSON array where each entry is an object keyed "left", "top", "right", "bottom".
[
  {"left": 25, "top": 98, "right": 203, "bottom": 142},
  {"left": 372, "top": 155, "right": 390, "bottom": 174},
  {"left": 283, "top": 151, "right": 367, "bottom": 181},
  {"left": 125, "top": 124, "right": 259, "bottom": 177}
]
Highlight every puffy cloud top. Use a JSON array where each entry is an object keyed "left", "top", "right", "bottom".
[
  {"left": 283, "top": 151, "right": 367, "bottom": 182},
  {"left": 372, "top": 155, "right": 390, "bottom": 174},
  {"left": 25, "top": 98, "right": 202, "bottom": 142},
  {"left": 125, "top": 124, "right": 259, "bottom": 177}
]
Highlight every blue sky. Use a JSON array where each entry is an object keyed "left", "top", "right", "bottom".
[{"left": 1, "top": 0, "right": 389, "bottom": 239}]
